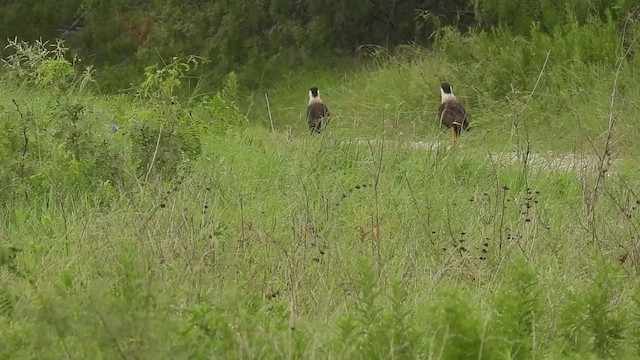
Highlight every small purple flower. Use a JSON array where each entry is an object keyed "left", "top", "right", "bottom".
[{"left": 107, "top": 124, "right": 119, "bottom": 133}]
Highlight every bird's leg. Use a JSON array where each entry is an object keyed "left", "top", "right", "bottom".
[{"left": 451, "top": 127, "right": 458, "bottom": 144}]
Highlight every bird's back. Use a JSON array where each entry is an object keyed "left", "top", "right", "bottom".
[
  {"left": 438, "top": 100, "right": 469, "bottom": 130},
  {"left": 307, "top": 102, "right": 330, "bottom": 131}
]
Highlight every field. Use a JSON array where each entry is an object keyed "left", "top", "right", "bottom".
[{"left": 3, "top": 22, "right": 640, "bottom": 359}]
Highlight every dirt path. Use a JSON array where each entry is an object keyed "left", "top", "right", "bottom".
[{"left": 341, "top": 138, "right": 616, "bottom": 173}]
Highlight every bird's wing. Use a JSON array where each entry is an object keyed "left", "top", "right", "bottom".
[
  {"left": 450, "top": 101, "right": 466, "bottom": 120},
  {"left": 450, "top": 101, "right": 469, "bottom": 129},
  {"left": 439, "top": 101, "right": 468, "bottom": 127},
  {"left": 308, "top": 103, "right": 328, "bottom": 125}
]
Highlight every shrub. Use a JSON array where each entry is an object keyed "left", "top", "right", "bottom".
[
  {"left": 491, "top": 259, "right": 543, "bottom": 358},
  {"left": 557, "top": 260, "right": 625, "bottom": 357},
  {"left": 128, "top": 56, "right": 248, "bottom": 180},
  {"left": 2, "top": 37, "right": 95, "bottom": 92}
]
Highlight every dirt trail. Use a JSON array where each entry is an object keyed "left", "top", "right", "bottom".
[{"left": 340, "top": 138, "right": 616, "bottom": 173}]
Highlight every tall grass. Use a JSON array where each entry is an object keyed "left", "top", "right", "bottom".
[{"left": 3, "top": 12, "right": 640, "bottom": 359}]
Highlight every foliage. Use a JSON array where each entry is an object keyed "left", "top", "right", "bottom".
[
  {"left": 472, "top": 0, "right": 636, "bottom": 35},
  {"left": 432, "top": 15, "right": 620, "bottom": 99},
  {"left": 491, "top": 259, "right": 543, "bottom": 357},
  {"left": 4, "top": 6, "right": 640, "bottom": 359},
  {"left": 0, "top": 40, "right": 247, "bottom": 207},
  {"left": 4, "top": 0, "right": 477, "bottom": 89},
  {"left": 428, "top": 288, "right": 495, "bottom": 359},
  {"left": 3, "top": 0, "right": 638, "bottom": 91},
  {"left": 3, "top": 68, "right": 640, "bottom": 356},
  {"left": 557, "top": 260, "right": 626, "bottom": 357},
  {"left": 334, "top": 261, "right": 417, "bottom": 359},
  {"left": 2, "top": 0, "right": 639, "bottom": 91},
  {"left": 137, "top": 55, "right": 208, "bottom": 102},
  {"left": 2, "top": 37, "right": 95, "bottom": 92},
  {"left": 0, "top": 0, "right": 82, "bottom": 40},
  {"left": 127, "top": 55, "right": 247, "bottom": 180},
  {"left": 195, "top": 72, "right": 249, "bottom": 134}
]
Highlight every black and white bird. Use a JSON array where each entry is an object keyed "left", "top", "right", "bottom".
[
  {"left": 307, "top": 87, "right": 330, "bottom": 134},
  {"left": 438, "top": 82, "right": 470, "bottom": 144}
]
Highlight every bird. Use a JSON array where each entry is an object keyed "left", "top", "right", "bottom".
[
  {"left": 438, "top": 82, "right": 470, "bottom": 144},
  {"left": 307, "top": 87, "right": 330, "bottom": 134}
]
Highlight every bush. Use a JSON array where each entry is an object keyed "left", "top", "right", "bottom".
[
  {"left": 557, "top": 260, "right": 625, "bottom": 358},
  {"left": 432, "top": 15, "right": 620, "bottom": 100},
  {"left": 2, "top": 37, "right": 95, "bottom": 92},
  {"left": 128, "top": 56, "right": 248, "bottom": 180},
  {"left": 491, "top": 259, "right": 543, "bottom": 357}
]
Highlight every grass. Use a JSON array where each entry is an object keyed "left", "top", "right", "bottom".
[{"left": 3, "top": 26, "right": 640, "bottom": 358}]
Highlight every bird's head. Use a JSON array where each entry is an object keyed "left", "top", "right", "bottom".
[
  {"left": 309, "top": 87, "right": 322, "bottom": 104},
  {"left": 440, "top": 82, "right": 456, "bottom": 103}
]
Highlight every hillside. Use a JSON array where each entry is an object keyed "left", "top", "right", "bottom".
[{"left": 2, "top": 14, "right": 640, "bottom": 359}]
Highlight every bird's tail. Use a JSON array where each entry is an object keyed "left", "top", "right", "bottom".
[{"left": 452, "top": 122, "right": 462, "bottom": 136}]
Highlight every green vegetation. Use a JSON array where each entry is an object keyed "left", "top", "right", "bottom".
[
  {"left": 2, "top": 0, "right": 636, "bottom": 90},
  {"left": 2, "top": 2, "right": 640, "bottom": 359}
]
